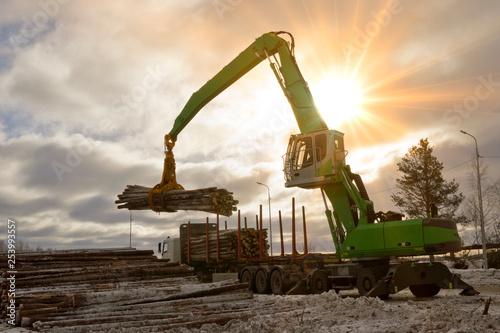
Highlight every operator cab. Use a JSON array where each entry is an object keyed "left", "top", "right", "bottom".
[{"left": 283, "top": 129, "right": 346, "bottom": 188}]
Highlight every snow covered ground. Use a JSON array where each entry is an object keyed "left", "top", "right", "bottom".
[
  {"left": 1, "top": 268, "right": 499, "bottom": 333},
  {"left": 177, "top": 268, "right": 500, "bottom": 333}
]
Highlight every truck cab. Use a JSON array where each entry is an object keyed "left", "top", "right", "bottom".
[
  {"left": 158, "top": 236, "right": 182, "bottom": 262},
  {"left": 158, "top": 223, "right": 218, "bottom": 263}
]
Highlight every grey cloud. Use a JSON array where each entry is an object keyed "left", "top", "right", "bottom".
[
  {"left": 69, "top": 195, "right": 125, "bottom": 224},
  {"left": 0, "top": 196, "right": 60, "bottom": 217}
]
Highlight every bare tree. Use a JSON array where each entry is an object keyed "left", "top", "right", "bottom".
[{"left": 461, "top": 160, "right": 500, "bottom": 245}]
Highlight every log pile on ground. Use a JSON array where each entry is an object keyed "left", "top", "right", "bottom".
[
  {"left": 1, "top": 247, "right": 292, "bottom": 333},
  {"left": 0, "top": 248, "right": 194, "bottom": 328},
  {"left": 115, "top": 185, "right": 238, "bottom": 216},
  {"left": 186, "top": 228, "right": 270, "bottom": 262},
  {"left": 28, "top": 279, "right": 295, "bottom": 333}
]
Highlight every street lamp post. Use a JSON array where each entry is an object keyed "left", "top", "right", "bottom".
[
  {"left": 257, "top": 182, "right": 273, "bottom": 256},
  {"left": 460, "top": 130, "right": 488, "bottom": 269}
]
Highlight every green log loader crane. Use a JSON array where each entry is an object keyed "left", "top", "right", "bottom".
[{"left": 152, "top": 31, "right": 478, "bottom": 298}]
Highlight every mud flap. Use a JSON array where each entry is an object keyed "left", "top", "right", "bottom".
[
  {"left": 286, "top": 279, "right": 308, "bottom": 295},
  {"left": 366, "top": 278, "right": 391, "bottom": 297},
  {"left": 366, "top": 262, "right": 479, "bottom": 297},
  {"left": 455, "top": 274, "right": 480, "bottom": 296}
]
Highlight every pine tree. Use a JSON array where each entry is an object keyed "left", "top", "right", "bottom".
[{"left": 391, "top": 138, "right": 464, "bottom": 219}]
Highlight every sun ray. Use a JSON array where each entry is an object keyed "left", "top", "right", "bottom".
[
  {"left": 344, "top": 0, "right": 361, "bottom": 76},
  {"left": 364, "top": 32, "right": 500, "bottom": 96},
  {"left": 350, "top": 0, "right": 395, "bottom": 81}
]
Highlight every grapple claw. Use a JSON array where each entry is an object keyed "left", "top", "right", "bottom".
[{"left": 148, "top": 134, "right": 184, "bottom": 212}]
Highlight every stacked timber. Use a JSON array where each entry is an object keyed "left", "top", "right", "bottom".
[
  {"left": 115, "top": 185, "right": 238, "bottom": 216},
  {"left": 240, "top": 228, "right": 270, "bottom": 258},
  {"left": 26, "top": 280, "right": 297, "bottom": 333},
  {"left": 0, "top": 248, "right": 194, "bottom": 327},
  {"left": 1, "top": 262, "right": 294, "bottom": 333},
  {"left": 186, "top": 228, "right": 270, "bottom": 262}
]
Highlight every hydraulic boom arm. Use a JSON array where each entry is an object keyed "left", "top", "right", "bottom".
[
  {"left": 169, "top": 31, "right": 327, "bottom": 141},
  {"left": 151, "top": 31, "right": 328, "bottom": 205}
]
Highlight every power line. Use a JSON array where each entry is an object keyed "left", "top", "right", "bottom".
[
  {"left": 443, "top": 158, "right": 474, "bottom": 173},
  {"left": 368, "top": 158, "right": 473, "bottom": 196},
  {"left": 370, "top": 187, "right": 396, "bottom": 195}
]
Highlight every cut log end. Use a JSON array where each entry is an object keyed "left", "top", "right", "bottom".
[{"left": 116, "top": 185, "right": 238, "bottom": 217}]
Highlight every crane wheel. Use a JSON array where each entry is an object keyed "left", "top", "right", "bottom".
[
  {"left": 270, "top": 269, "right": 285, "bottom": 295},
  {"left": 357, "top": 268, "right": 376, "bottom": 296},
  {"left": 255, "top": 269, "right": 271, "bottom": 294},
  {"left": 240, "top": 269, "right": 256, "bottom": 292},
  {"left": 409, "top": 284, "right": 440, "bottom": 297}
]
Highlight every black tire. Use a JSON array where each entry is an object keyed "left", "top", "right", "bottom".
[
  {"left": 240, "top": 269, "right": 256, "bottom": 292},
  {"left": 357, "top": 268, "right": 376, "bottom": 296},
  {"left": 270, "top": 269, "right": 285, "bottom": 295},
  {"left": 378, "top": 293, "right": 390, "bottom": 300},
  {"left": 410, "top": 284, "right": 441, "bottom": 297},
  {"left": 255, "top": 269, "right": 271, "bottom": 294},
  {"left": 309, "top": 269, "right": 329, "bottom": 294},
  {"left": 196, "top": 271, "right": 211, "bottom": 283}
]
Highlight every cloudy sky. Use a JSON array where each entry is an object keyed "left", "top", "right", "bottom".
[{"left": 1, "top": 0, "right": 499, "bottom": 252}]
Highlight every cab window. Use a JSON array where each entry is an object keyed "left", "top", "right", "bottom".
[
  {"left": 315, "top": 134, "right": 326, "bottom": 161},
  {"left": 292, "top": 137, "right": 313, "bottom": 170}
]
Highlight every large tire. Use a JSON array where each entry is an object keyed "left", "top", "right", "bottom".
[
  {"left": 255, "top": 269, "right": 271, "bottom": 294},
  {"left": 410, "top": 284, "right": 440, "bottom": 297},
  {"left": 270, "top": 269, "right": 285, "bottom": 295},
  {"left": 357, "top": 268, "right": 376, "bottom": 296},
  {"left": 309, "top": 269, "right": 329, "bottom": 294},
  {"left": 240, "top": 269, "right": 256, "bottom": 292}
]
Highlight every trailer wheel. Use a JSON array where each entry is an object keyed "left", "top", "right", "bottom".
[
  {"left": 309, "top": 269, "right": 328, "bottom": 294},
  {"left": 196, "top": 271, "right": 211, "bottom": 283},
  {"left": 255, "top": 269, "right": 271, "bottom": 294},
  {"left": 240, "top": 269, "right": 256, "bottom": 292},
  {"left": 409, "top": 284, "right": 440, "bottom": 297},
  {"left": 357, "top": 268, "right": 376, "bottom": 296},
  {"left": 270, "top": 269, "right": 285, "bottom": 295}
]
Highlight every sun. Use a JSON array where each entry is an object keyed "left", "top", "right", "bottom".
[{"left": 311, "top": 76, "right": 365, "bottom": 128}]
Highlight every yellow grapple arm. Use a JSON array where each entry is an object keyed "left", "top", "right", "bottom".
[{"left": 148, "top": 134, "right": 184, "bottom": 212}]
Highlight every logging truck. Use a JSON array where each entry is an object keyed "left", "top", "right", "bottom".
[
  {"left": 158, "top": 218, "right": 340, "bottom": 293},
  {"left": 151, "top": 31, "right": 478, "bottom": 297}
]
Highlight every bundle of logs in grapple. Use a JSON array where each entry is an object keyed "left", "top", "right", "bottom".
[
  {"left": 115, "top": 185, "right": 238, "bottom": 216},
  {"left": 186, "top": 228, "right": 269, "bottom": 261}
]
